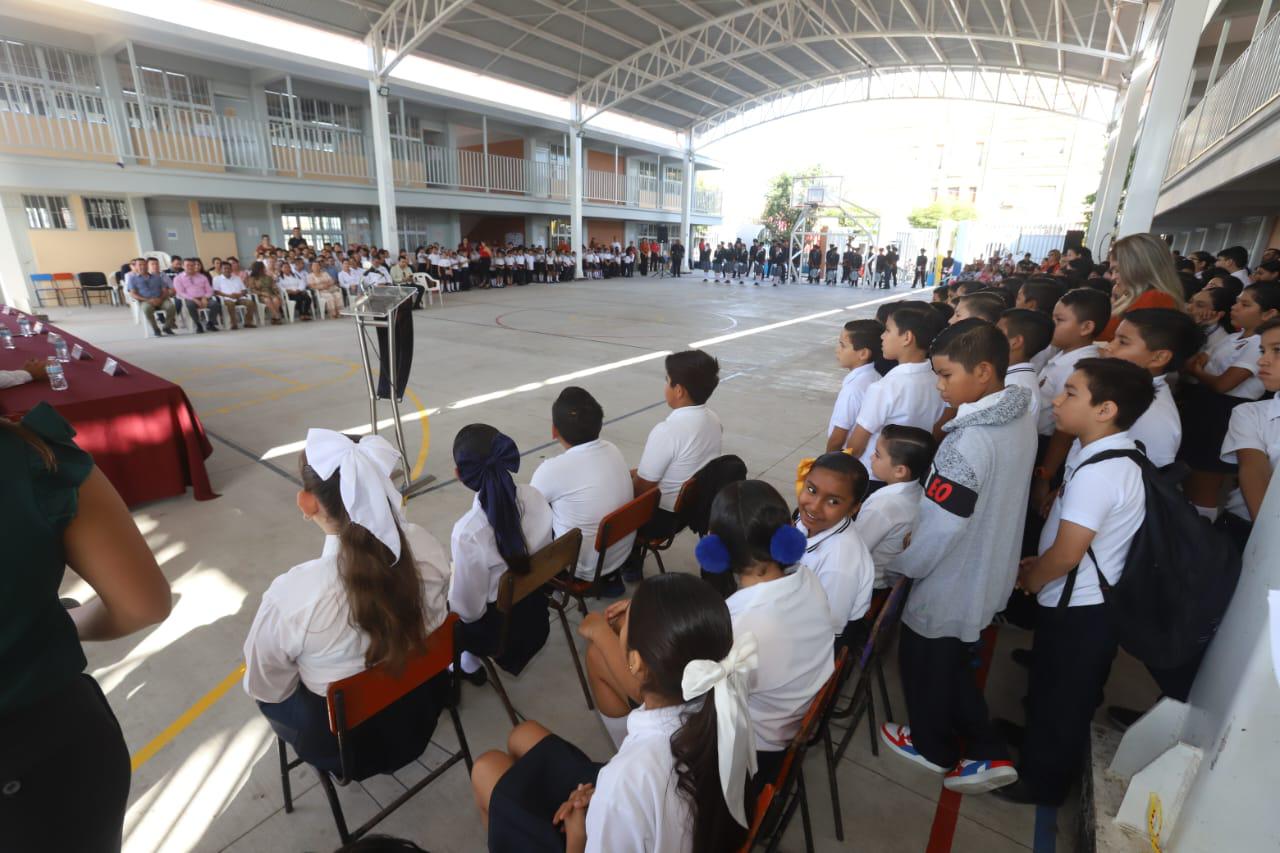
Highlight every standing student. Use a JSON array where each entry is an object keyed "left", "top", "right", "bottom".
[
  {"left": 913, "top": 250, "right": 929, "bottom": 288},
  {"left": 244, "top": 431, "right": 451, "bottom": 776},
  {"left": 998, "top": 308, "right": 1054, "bottom": 429},
  {"left": 474, "top": 574, "right": 757, "bottom": 853},
  {"left": 1218, "top": 317, "right": 1280, "bottom": 552},
  {"left": 626, "top": 351, "right": 723, "bottom": 580},
  {"left": 530, "top": 388, "right": 634, "bottom": 599},
  {"left": 1031, "top": 288, "right": 1111, "bottom": 513},
  {"left": 1180, "top": 281, "right": 1280, "bottom": 515},
  {"left": 1106, "top": 309, "right": 1202, "bottom": 468},
  {"left": 998, "top": 359, "right": 1154, "bottom": 806},
  {"left": 448, "top": 425, "right": 554, "bottom": 684},
  {"left": 880, "top": 320, "right": 1037, "bottom": 794},
  {"left": 695, "top": 480, "right": 834, "bottom": 789},
  {"left": 827, "top": 320, "right": 884, "bottom": 452},
  {"left": 856, "top": 425, "right": 934, "bottom": 588},
  {"left": 1185, "top": 286, "right": 1233, "bottom": 355},
  {"left": 845, "top": 305, "right": 947, "bottom": 489},
  {"left": 795, "top": 453, "right": 877, "bottom": 649}
]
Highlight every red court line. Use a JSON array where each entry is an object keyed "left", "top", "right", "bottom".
[{"left": 925, "top": 626, "right": 1000, "bottom": 853}]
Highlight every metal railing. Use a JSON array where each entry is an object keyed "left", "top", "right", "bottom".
[
  {"left": 581, "top": 169, "right": 722, "bottom": 214},
  {"left": 1165, "top": 11, "right": 1280, "bottom": 180},
  {"left": 693, "top": 187, "right": 722, "bottom": 215}
]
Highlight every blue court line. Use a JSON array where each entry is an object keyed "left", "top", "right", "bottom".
[{"left": 1033, "top": 804, "right": 1058, "bottom": 853}]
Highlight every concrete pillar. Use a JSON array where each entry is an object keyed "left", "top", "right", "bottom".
[
  {"left": 0, "top": 194, "right": 37, "bottom": 311},
  {"left": 128, "top": 197, "right": 153, "bottom": 253},
  {"left": 367, "top": 73, "right": 399, "bottom": 252},
  {"left": 569, "top": 104, "right": 583, "bottom": 279},
  {"left": 680, "top": 135, "right": 694, "bottom": 271},
  {"left": 1087, "top": 59, "right": 1153, "bottom": 254},
  {"left": 1117, "top": 0, "right": 1212, "bottom": 238}
]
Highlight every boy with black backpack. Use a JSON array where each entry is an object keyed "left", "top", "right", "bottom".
[{"left": 999, "top": 358, "right": 1154, "bottom": 806}]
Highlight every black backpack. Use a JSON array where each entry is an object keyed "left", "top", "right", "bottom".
[{"left": 1058, "top": 448, "right": 1241, "bottom": 669}]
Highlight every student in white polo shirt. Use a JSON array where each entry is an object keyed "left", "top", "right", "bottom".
[
  {"left": 826, "top": 319, "right": 884, "bottom": 453},
  {"left": 998, "top": 358, "right": 1154, "bottom": 806},
  {"left": 795, "top": 453, "right": 876, "bottom": 649},
  {"left": 696, "top": 480, "right": 833, "bottom": 796},
  {"left": 1218, "top": 317, "right": 1280, "bottom": 552},
  {"left": 845, "top": 304, "right": 947, "bottom": 492},
  {"left": 530, "top": 387, "right": 633, "bottom": 599},
  {"left": 856, "top": 425, "right": 934, "bottom": 588},
  {"left": 998, "top": 308, "right": 1054, "bottom": 430},
  {"left": 625, "top": 350, "right": 723, "bottom": 580}
]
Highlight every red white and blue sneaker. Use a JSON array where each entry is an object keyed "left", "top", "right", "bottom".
[
  {"left": 942, "top": 759, "right": 1018, "bottom": 794},
  {"left": 879, "top": 724, "right": 947, "bottom": 774}
]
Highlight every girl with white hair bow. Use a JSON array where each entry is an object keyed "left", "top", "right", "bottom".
[
  {"left": 471, "top": 573, "right": 759, "bottom": 853},
  {"left": 242, "top": 429, "right": 451, "bottom": 775}
]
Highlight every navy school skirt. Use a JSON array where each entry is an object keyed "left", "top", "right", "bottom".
[
  {"left": 488, "top": 734, "right": 604, "bottom": 853},
  {"left": 1177, "top": 383, "right": 1248, "bottom": 473},
  {"left": 459, "top": 592, "right": 551, "bottom": 676}
]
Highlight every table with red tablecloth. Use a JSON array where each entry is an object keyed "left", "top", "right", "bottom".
[{"left": 0, "top": 309, "right": 216, "bottom": 507}]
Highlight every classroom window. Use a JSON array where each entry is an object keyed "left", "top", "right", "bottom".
[
  {"left": 198, "top": 202, "right": 232, "bottom": 232},
  {"left": 23, "top": 194, "right": 74, "bottom": 230},
  {"left": 118, "top": 61, "right": 214, "bottom": 132},
  {"left": 83, "top": 197, "right": 130, "bottom": 230},
  {"left": 281, "top": 207, "right": 344, "bottom": 247},
  {"left": 0, "top": 39, "right": 106, "bottom": 122}
]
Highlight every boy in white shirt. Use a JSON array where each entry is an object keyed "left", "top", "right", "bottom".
[
  {"left": 997, "top": 308, "right": 1054, "bottom": 429},
  {"left": 1218, "top": 317, "right": 1280, "bottom": 551},
  {"left": 626, "top": 350, "right": 723, "bottom": 580},
  {"left": 827, "top": 319, "right": 884, "bottom": 452},
  {"left": 857, "top": 424, "right": 934, "bottom": 588},
  {"left": 530, "top": 387, "right": 634, "bottom": 598},
  {"left": 1105, "top": 308, "right": 1202, "bottom": 468},
  {"left": 999, "top": 358, "right": 1154, "bottom": 806},
  {"left": 846, "top": 305, "right": 947, "bottom": 490}
]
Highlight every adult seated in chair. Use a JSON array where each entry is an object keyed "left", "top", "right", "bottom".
[
  {"left": 309, "top": 261, "right": 342, "bottom": 319},
  {"left": 173, "top": 258, "right": 221, "bottom": 333},
  {"left": 448, "top": 425, "right": 554, "bottom": 686},
  {"left": 530, "top": 387, "right": 634, "bottom": 599},
  {"left": 339, "top": 259, "right": 363, "bottom": 298},
  {"left": 213, "top": 261, "right": 256, "bottom": 329},
  {"left": 246, "top": 261, "right": 285, "bottom": 325},
  {"left": 126, "top": 257, "right": 176, "bottom": 337},
  {"left": 243, "top": 430, "right": 451, "bottom": 777},
  {"left": 278, "top": 262, "right": 313, "bottom": 321}
]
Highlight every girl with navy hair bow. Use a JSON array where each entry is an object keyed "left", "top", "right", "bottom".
[{"left": 448, "top": 424, "right": 554, "bottom": 683}]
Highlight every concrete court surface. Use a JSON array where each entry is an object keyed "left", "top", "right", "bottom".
[{"left": 37, "top": 276, "right": 1158, "bottom": 853}]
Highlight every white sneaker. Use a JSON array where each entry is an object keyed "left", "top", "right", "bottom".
[
  {"left": 942, "top": 759, "right": 1018, "bottom": 794},
  {"left": 879, "top": 723, "right": 948, "bottom": 774}
]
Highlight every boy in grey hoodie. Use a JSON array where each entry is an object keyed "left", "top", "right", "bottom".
[{"left": 879, "top": 319, "right": 1038, "bottom": 795}]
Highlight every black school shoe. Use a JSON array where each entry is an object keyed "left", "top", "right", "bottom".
[{"left": 459, "top": 666, "right": 488, "bottom": 687}]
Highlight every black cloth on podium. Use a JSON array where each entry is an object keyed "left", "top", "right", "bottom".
[{"left": 376, "top": 305, "right": 413, "bottom": 400}]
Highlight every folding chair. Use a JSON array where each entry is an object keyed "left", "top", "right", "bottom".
[
  {"left": 31, "top": 273, "right": 59, "bottom": 307},
  {"left": 480, "top": 529, "right": 585, "bottom": 726},
  {"left": 77, "top": 272, "right": 119, "bottom": 306},
  {"left": 831, "top": 577, "right": 911, "bottom": 765},
  {"left": 738, "top": 784, "right": 777, "bottom": 852},
  {"left": 413, "top": 271, "right": 444, "bottom": 306},
  {"left": 276, "top": 612, "right": 473, "bottom": 845},
  {"left": 52, "top": 273, "right": 81, "bottom": 307},
  {"left": 635, "top": 476, "right": 695, "bottom": 575}
]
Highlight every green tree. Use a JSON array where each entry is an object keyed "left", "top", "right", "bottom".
[
  {"left": 758, "top": 166, "right": 850, "bottom": 239},
  {"left": 906, "top": 201, "right": 978, "bottom": 230},
  {"left": 1082, "top": 191, "right": 1097, "bottom": 232}
]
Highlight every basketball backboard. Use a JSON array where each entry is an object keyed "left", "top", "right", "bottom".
[{"left": 791, "top": 175, "right": 844, "bottom": 208}]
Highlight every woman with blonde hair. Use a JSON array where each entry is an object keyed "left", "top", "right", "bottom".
[{"left": 1101, "top": 232, "right": 1184, "bottom": 340}]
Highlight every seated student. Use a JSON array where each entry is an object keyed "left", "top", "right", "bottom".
[
  {"left": 998, "top": 308, "right": 1055, "bottom": 429},
  {"left": 472, "top": 574, "right": 757, "bottom": 853},
  {"left": 846, "top": 305, "right": 947, "bottom": 490},
  {"left": 999, "top": 358, "right": 1155, "bottom": 806},
  {"left": 1180, "top": 281, "right": 1280, "bottom": 516},
  {"left": 1218, "top": 317, "right": 1280, "bottom": 552},
  {"left": 530, "top": 387, "right": 633, "bottom": 598},
  {"left": 1106, "top": 308, "right": 1202, "bottom": 469},
  {"left": 1032, "top": 288, "right": 1111, "bottom": 513},
  {"left": 1185, "top": 285, "right": 1234, "bottom": 355},
  {"left": 448, "top": 425, "right": 554, "bottom": 685},
  {"left": 696, "top": 480, "right": 834, "bottom": 790},
  {"left": 951, "top": 292, "right": 1005, "bottom": 325},
  {"left": 880, "top": 319, "right": 1037, "bottom": 795},
  {"left": 827, "top": 319, "right": 884, "bottom": 453},
  {"left": 626, "top": 350, "right": 723, "bottom": 580},
  {"left": 856, "top": 424, "right": 935, "bottom": 589},
  {"left": 243, "top": 430, "right": 451, "bottom": 775},
  {"left": 795, "top": 453, "right": 876, "bottom": 649}
]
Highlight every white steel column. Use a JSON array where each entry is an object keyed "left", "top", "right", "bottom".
[
  {"left": 124, "top": 41, "right": 155, "bottom": 167},
  {"left": 1118, "top": 0, "right": 1212, "bottom": 238},
  {"left": 570, "top": 104, "right": 584, "bottom": 279},
  {"left": 1088, "top": 58, "right": 1153, "bottom": 254},
  {"left": 680, "top": 134, "right": 694, "bottom": 270},
  {"left": 0, "top": 194, "right": 35, "bottom": 311},
  {"left": 367, "top": 74, "right": 399, "bottom": 252}
]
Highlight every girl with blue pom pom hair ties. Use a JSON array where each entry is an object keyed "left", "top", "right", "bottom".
[{"left": 579, "top": 480, "right": 835, "bottom": 798}]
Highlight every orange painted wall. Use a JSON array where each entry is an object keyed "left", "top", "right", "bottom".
[
  {"left": 462, "top": 215, "right": 526, "bottom": 245},
  {"left": 26, "top": 195, "right": 139, "bottom": 284},
  {"left": 188, "top": 201, "right": 238, "bottom": 262},
  {"left": 586, "top": 149, "right": 626, "bottom": 174},
  {"left": 584, "top": 217, "right": 623, "bottom": 246},
  {"left": 460, "top": 138, "right": 525, "bottom": 159}
]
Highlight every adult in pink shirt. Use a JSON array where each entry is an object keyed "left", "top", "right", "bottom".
[{"left": 173, "top": 258, "right": 220, "bottom": 333}]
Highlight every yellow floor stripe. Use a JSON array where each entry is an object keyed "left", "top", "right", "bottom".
[
  {"left": 130, "top": 663, "right": 247, "bottom": 772},
  {"left": 403, "top": 387, "right": 431, "bottom": 481}
]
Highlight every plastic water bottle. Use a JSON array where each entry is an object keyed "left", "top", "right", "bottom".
[
  {"left": 53, "top": 336, "right": 70, "bottom": 362},
  {"left": 46, "top": 356, "right": 68, "bottom": 391},
  {"left": 17, "top": 316, "right": 31, "bottom": 337},
  {"left": 0, "top": 328, "right": 12, "bottom": 349}
]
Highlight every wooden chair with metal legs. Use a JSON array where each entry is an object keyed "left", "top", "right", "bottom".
[
  {"left": 552, "top": 487, "right": 659, "bottom": 610},
  {"left": 831, "top": 577, "right": 911, "bottom": 765},
  {"left": 276, "top": 613, "right": 473, "bottom": 845},
  {"left": 635, "top": 476, "right": 696, "bottom": 575},
  {"left": 479, "top": 528, "right": 584, "bottom": 726}
]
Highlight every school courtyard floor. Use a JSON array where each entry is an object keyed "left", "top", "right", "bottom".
[{"left": 42, "top": 275, "right": 1158, "bottom": 853}]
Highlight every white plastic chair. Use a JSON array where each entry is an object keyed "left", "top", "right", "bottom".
[
  {"left": 413, "top": 272, "right": 443, "bottom": 307},
  {"left": 277, "top": 284, "right": 297, "bottom": 323}
]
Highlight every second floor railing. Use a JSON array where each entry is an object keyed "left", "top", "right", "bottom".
[
  {"left": 0, "top": 102, "right": 723, "bottom": 215},
  {"left": 1165, "top": 10, "right": 1280, "bottom": 181}
]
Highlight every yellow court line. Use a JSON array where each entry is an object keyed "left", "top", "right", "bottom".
[
  {"left": 403, "top": 387, "right": 431, "bottom": 481},
  {"left": 131, "top": 663, "right": 246, "bottom": 772}
]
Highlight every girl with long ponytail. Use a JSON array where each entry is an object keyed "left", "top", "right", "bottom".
[
  {"left": 472, "top": 573, "right": 757, "bottom": 852},
  {"left": 449, "top": 424, "right": 554, "bottom": 683},
  {"left": 243, "top": 429, "right": 452, "bottom": 775}
]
